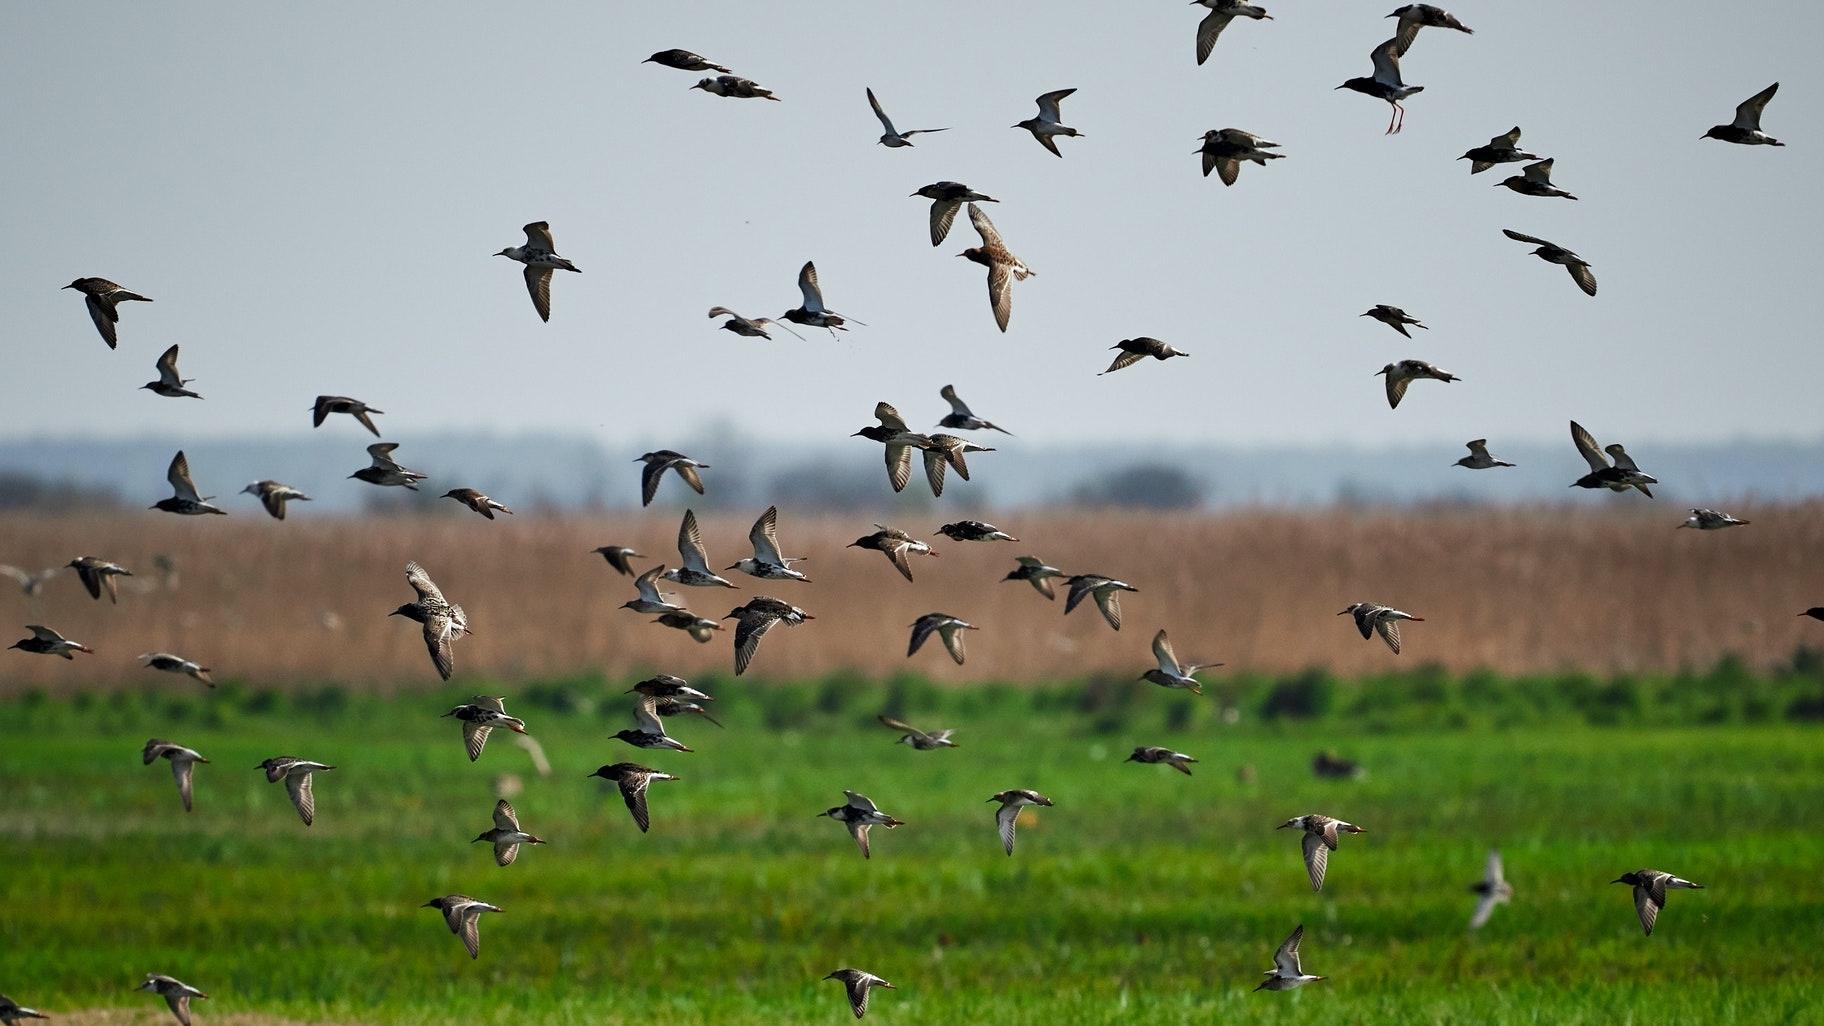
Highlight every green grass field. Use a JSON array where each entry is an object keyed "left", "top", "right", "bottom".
[{"left": 4, "top": 676, "right": 1822, "bottom": 1025}]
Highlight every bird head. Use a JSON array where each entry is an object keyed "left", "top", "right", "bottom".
[
  {"left": 471, "top": 832, "right": 491, "bottom": 843},
  {"left": 1276, "top": 817, "right": 1303, "bottom": 830},
  {"left": 492, "top": 248, "right": 513, "bottom": 258},
  {"left": 1375, "top": 365, "right": 1393, "bottom": 377},
  {"left": 388, "top": 604, "right": 415, "bottom": 618},
  {"left": 62, "top": 280, "right": 83, "bottom": 290}
]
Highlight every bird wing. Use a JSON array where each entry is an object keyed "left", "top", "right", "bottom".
[
  {"left": 1734, "top": 82, "right": 1778, "bottom": 129},
  {"left": 172, "top": 758, "right": 196, "bottom": 812},
  {"left": 733, "top": 611, "right": 779, "bottom": 675},
  {"left": 874, "top": 401, "right": 909, "bottom": 432},
  {"left": 1570, "top": 421, "right": 1609, "bottom": 471},
  {"left": 907, "top": 617, "right": 938, "bottom": 657},
  {"left": 524, "top": 266, "right": 553, "bottom": 322},
  {"left": 1035, "top": 88, "right": 1075, "bottom": 121},
  {"left": 367, "top": 441, "right": 403, "bottom": 467},
  {"left": 939, "top": 623, "right": 968, "bottom": 664},
  {"left": 1302, "top": 833, "right": 1329, "bottom": 890},
  {"left": 797, "top": 261, "right": 825, "bottom": 312},
  {"left": 75, "top": 564, "right": 103, "bottom": 601},
  {"left": 286, "top": 770, "right": 317, "bottom": 826},
  {"left": 164, "top": 995, "right": 192, "bottom": 1026},
  {"left": 633, "top": 564, "right": 670, "bottom": 603},
  {"left": 523, "top": 221, "right": 556, "bottom": 250},
  {"left": 404, "top": 561, "right": 445, "bottom": 603},
  {"left": 1469, "top": 890, "right": 1502, "bottom": 930},
  {"left": 1634, "top": 885, "right": 1660, "bottom": 935},
  {"left": 1502, "top": 228, "right": 1552, "bottom": 247},
  {"left": 677, "top": 509, "right": 710, "bottom": 571},
  {"left": 1103, "top": 350, "right": 1146, "bottom": 374},
  {"left": 986, "top": 260, "right": 1013, "bottom": 333},
  {"left": 464, "top": 720, "right": 492, "bottom": 761},
  {"left": 633, "top": 695, "right": 665, "bottom": 734},
  {"left": 1216, "top": 157, "right": 1241, "bottom": 187},
  {"left": 1030, "top": 574, "right": 1057, "bottom": 600},
  {"left": 849, "top": 820, "right": 874, "bottom": 859},
  {"left": 1523, "top": 158, "right": 1554, "bottom": 183},
  {"left": 1568, "top": 261, "right": 1597, "bottom": 297},
  {"left": 167, "top": 451, "right": 202, "bottom": 502},
  {"left": 458, "top": 907, "right": 484, "bottom": 958},
  {"left": 750, "top": 505, "right": 785, "bottom": 564},
  {"left": 1195, "top": 9, "right": 1233, "bottom": 65},
  {"left": 940, "top": 384, "right": 971, "bottom": 417},
  {"left": 877, "top": 714, "right": 927, "bottom": 740},
  {"left": 1466, "top": 439, "right": 1490, "bottom": 458},
  {"left": 886, "top": 541, "right": 916, "bottom": 582},
  {"left": 997, "top": 802, "right": 1021, "bottom": 855},
  {"left": 618, "top": 773, "right": 653, "bottom": 832},
  {"left": 1370, "top": 38, "right": 1404, "bottom": 86},
  {"left": 844, "top": 789, "right": 881, "bottom": 813},
  {"left": 493, "top": 798, "right": 520, "bottom": 831},
  {"left": 494, "top": 839, "right": 521, "bottom": 867},
  {"left": 1385, "top": 373, "right": 1410, "bottom": 409},
  {"left": 155, "top": 344, "right": 183, "bottom": 386},
  {"left": 639, "top": 458, "right": 669, "bottom": 507},
  {"left": 424, "top": 615, "right": 456, "bottom": 681},
  {"left": 84, "top": 293, "right": 121, "bottom": 349},
  {"left": 677, "top": 463, "right": 706, "bottom": 495},
  {"left": 922, "top": 448, "right": 948, "bottom": 497},
  {"left": 1034, "top": 132, "right": 1063, "bottom": 158},
  {"left": 1152, "top": 629, "right": 1183, "bottom": 675},
  {"left": 929, "top": 199, "right": 961, "bottom": 247},
  {"left": 885, "top": 442, "right": 914, "bottom": 493},
  {"left": 1486, "top": 849, "right": 1506, "bottom": 888},
  {"left": 1375, "top": 616, "right": 1403, "bottom": 654},
  {"left": 1274, "top": 924, "right": 1306, "bottom": 976},
  {"left": 844, "top": 975, "right": 873, "bottom": 1017},
  {"left": 1494, "top": 126, "right": 1522, "bottom": 147},
  {"left": 1092, "top": 588, "right": 1125, "bottom": 630},
  {"left": 865, "top": 86, "right": 897, "bottom": 134},
  {"left": 968, "top": 202, "right": 1005, "bottom": 249}
]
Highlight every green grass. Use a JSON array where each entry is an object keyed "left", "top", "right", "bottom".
[{"left": 4, "top": 680, "right": 1822, "bottom": 1025}]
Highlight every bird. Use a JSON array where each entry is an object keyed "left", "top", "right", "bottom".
[
  {"left": 1312, "top": 751, "right": 1366, "bottom": 780},
  {"left": 1612, "top": 869, "right": 1704, "bottom": 936},
  {"left": 591, "top": 545, "right": 643, "bottom": 576},
  {"left": 1127, "top": 746, "right": 1198, "bottom": 775},
  {"left": 653, "top": 610, "right": 722, "bottom": 642},
  {"left": 851, "top": 402, "right": 930, "bottom": 492},
  {"left": 1065, "top": 574, "right": 1138, "bottom": 630},
  {"left": 1460, "top": 127, "right": 1541, "bottom": 174},
  {"left": 152, "top": 451, "right": 227, "bottom": 515},
  {"left": 389, "top": 561, "right": 470, "bottom": 680},
  {"left": 0, "top": 997, "right": 48, "bottom": 1026},
  {"left": 1142, "top": 629, "right": 1220, "bottom": 693},
  {"left": 937, "top": 384, "right": 1012, "bottom": 434},
  {"left": 143, "top": 738, "right": 208, "bottom": 812},
  {"left": 1704, "top": 83, "right": 1782, "bottom": 146},
  {"left": 820, "top": 790, "right": 904, "bottom": 859},
  {"left": 655, "top": 698, "right": 723, "bottom": 729},
  {"left": 442, "top": 488, "right": 514, "bottom": 519},
  {"left": 877, "top": 714, "right": 958, "bottom": 750},
  {"left": 629, "top": 674, "right": 715, "bottom": 704},
  {"left": 988, "top": 789, "right": 1053, "bottom": 855},
  {"left": 868, "top": 87, "right": 949, "bottom": 148},
  {"left": 937, "top": 520, "right": 1018, "bottom": 543},
  {"left": 444, "top": 696, "right": 528, "bottom": 761},
  {"left": 1502, "top": 229, "right": 1597, "bottom": 297},
  {"left": 422, "top": 895, "right": 502, "bottom": 959},
  {"left": 348, "top": 442, "right": 427, "bottom": 490},
  {"left": 1014, "top": 88, "right": 1083, "bottom": 157},
  {"left": 920, "top": 433, "right": 996, "bottom": 497},
  {"left": 589, "top": 762, "right": 680, "bottom": 833},
  {"left": 643, "top": 49, "right": 731, "bottom": 73},
  {"left": 725, "top": 596, "right": 813, "bottom": 676},
  {"left": 1387, "top": 4, "right": 1472, "bottom": 52},
  {"left": 0, "top": 565, "right": 61, "bottom": 599},
  {"left": 1191, "top": 1, "right": 1272, "bottom": 66},
  {"left": 141, "top": 345, "right": 201, "bottom": 398},
  {"left": 1277, "top": 814, "right": 1366, "bottom": 891},
  {"left": 781, "top": 260, "right": 864, "bottom": 336},
  {"left": 708, "top": 306, "right": 802, "bottom": 341},
  {"left": 636, "top": 450, "right": 709, "bottom": 507},
  {"left": 1255, "top": 924, "right": 1325, "bottom": 991},
  {"left": 1498, "top": 159, "right": 1578, "bottom": 200},
  {"left": 1338, "top": 603, "right": 1423, "bottom": 654},
  {"left": 63, "top": 277, "right": 151, "bottom": 349},
  {"left": 257, "top": 756, "right": 334, "bottom": 826},
  {"left": 908, "top": 613, "right": 978, "bottom": 665},
  {"left": 1680, "top": 508, "right": 1749, "bottom": 530},
  {"left": 136, "top": 975, "right": 205, "bottom": 1026},
  {"left": 473, "top": 799, "right": 545, "bottom": 866},
  {"left": 1196, "top": 128, "right": 1284, "bottom": 186},
  {"left": 1569, "top": 421, "right": 1656, "bottom": 496},
  {"left": 958, "top": 202, "right": 1035, "bottom": 333},
  {"left": 613, "top": 696, "right": 693, "bottom": 753},
  {"left": 1003, "top": 556, "right": 1068, "bottom": 600},
  {"left": 690, "top": 75, "right": 780, "bottom": 100},
  {"left": 1361, "top": 304, "right": 1426, "bottom": 337},
  {"left": 823, "top": 969, "right": 895, "bottom": 1020},
  {"left": 1455, "top": 439, "right": 1515, "bottom": 469},
  {"left": 140, "top": 652, "right": 214, "bottom": 688},
  {"left": 67, "top": 556, "right": 131, "bottom": 603},
  {"left": 241, "top": 480, "right": 311, "bottom": 520},
  {"left": 730, "top": 505, "right": 810, "bottom": 583},
  {"left": 663, "top": 509, "right": 739, "bottom": 589},
  {"left": 9, "top": 624, "right": 92, "bottom": 659},
  {"left": 310, "top": 395, "right": 384, "bottom": 436},
  {"left": 1337, "top": 38, "right": 1422, "bottom": 134},
  {"left": 622, "top": 564, "right": 686, "bottom": 615},
  {"left": 1101, "top": 337, "right": 1188, "bottom": 375},
  {"left": 1800, "top": 608, "right": 1824, "bottom": 622},
  {"left": 849, "top": 526, "right": 938, "bottom": 583},
  {"left": 1376, "top": 359, "right": 1459, "bottom": 409},
  {"left": 1469, "top": 849, "right": 1514, "bottom": 930},
  {"left": 911, "top": 182, "right": 996, "bottom": 248},
  {"left": 495, "top": 221, "right": 580, "bottom": 322}
]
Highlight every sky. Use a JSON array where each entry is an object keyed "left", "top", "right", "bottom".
[{"left": 2, "top": 2, "right": 1819, "bottom": 455}]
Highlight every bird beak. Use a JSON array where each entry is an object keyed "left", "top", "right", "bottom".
[{"left": 1336, "top": 609, "right": 1351, "bottom": 616}]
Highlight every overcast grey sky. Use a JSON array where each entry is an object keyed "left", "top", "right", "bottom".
[{"left": 3, "top": 2, "right": 1817, "bottom": 452}]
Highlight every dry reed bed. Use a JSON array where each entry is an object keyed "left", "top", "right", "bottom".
[{"left": 1, "top": 504, "right": 1820, "bottom": 692}]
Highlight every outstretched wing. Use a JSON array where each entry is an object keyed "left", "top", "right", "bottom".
[
  {"left": 996, "top": 802, "right": 1020, "bottom": 855},
  {"left": 1570, "top": 421, "right": 1609, "bottom": 472},
  {"left": 1093, "top": 588, "right": 1125, "bottom": 630},
  {"left": 405, "top": 561, "right": 445, "bottom": 603},
  {"left": 1035, "top": 88, "right": 1075, "bottom": 121},
  {"left": 865, "top": 86, "right": 896, "bottom": 135},
  {"left": 524, "top": 266, "right": 553, "bottom": 322},
  {"left": 1274, "top": 924, "right": 1306, "bottom": 976},
  {"left": 940, "top": 384, "right": 971, "bottom": 418},
  {"left": 750, "top": 505, "right": 785, "bottom": 564},
  {"left": 618, "top": 774, "right": 654, "bottom": 833},
  {"left": 286, "top": 770, "right": 317, "bottom": 826},
  {"left": 1301, "top": 833, "right": 1329, "bottom": 890},
  {"left": 1196, "top": 9, "right": 1233, "bottom": 65},
  {"left": 1734, "top": 82, "right": 1778, "bottom": 129},
  {"left": 797, "top": 261, "right": 825, "bottom": 312},
  {"left": 1502, "top": 228, "right": 1552, "bottom": 247},
  {"left": 1152, "top": 629, "right": 1182, "bottom": 675},
  {"left": 167, "top": 451, "right": 202, "bottom": 502}
]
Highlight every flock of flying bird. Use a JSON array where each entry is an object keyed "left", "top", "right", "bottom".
[{"left": 6, "top": 3, "right": 1795, "bottom": 1019}]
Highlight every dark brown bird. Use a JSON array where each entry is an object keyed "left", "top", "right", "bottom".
[
  {"left": 63, "top": 277, "right": 152, "bottom": 349},
  {"left": 957, "top": 203, "right": 1033, "bottom": 332},
  {"left": 1101, "top": 338, "right": 1188, "bottom": 375},
  {"left": 442, "top": 488, "right": 514, "bottom": 519}
]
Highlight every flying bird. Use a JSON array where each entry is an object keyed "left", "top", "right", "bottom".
[
  {"left": 653, "top": 610, "right": 722, "bottom": 642},
  {"left": 67, "top": 556, "right": 131, "bottom": 603},
  {"left": 1101, "top": 337, "right": 1188, "bottom": 375},
  {"left": 613, "top": 696, "right": 693, "bottom": 753},
  {"left": 1376, "top": 359, "right": 1459, "bottom": 409},
  {"left": 920, "top": 433, "right": 996, "bottom": 497},
  {"left": 589, "top": 762, "right": 680, "bottom": 833},
  {"left": 1460, "top": 127, "right": 1540, "bottom": 173},
  {"left": 643, "top": 49, "right": 731, "bottom": 73},
  {"left": 1454, "top": 439, "right": 1515, "bottom": 469},
  {"left": 621, "top": 564, "right": 685, "bottom": 615},
  {"left": 851, "top": 402, "right": 929, "bottom": 492},
  {"left": 390, "top": 561, "right": 470, "bottom": 680},
  {"left": 1679, "top": 508, "right": 1749, "bottom": 530},
  {"left": 1255, "top": 924, "right": 1325, "bottom": 991},
  {"left": 1014, "top": 88, "right": 1083, "bottom": 157},
  {"left": 911, "top": 181, "right": 996, "bottom": 246},
  {"left": 1502, "top": 229, "right": 1597, "bottom": 297},
  {"left": 1190, "top": 1, "right": 1273, "bottom": 66},
  {"left": 629, "top": 674, "right": 715, "bottom": 704},
  {"left": 1003, "top": 556, "right": 1068, "bottom": 600},
  {"left": 1277, "top": 813, "right": 1366, "bottom": 891},
  {"left": 63, "top": 277, "right": 151, "bottom": 349},
  {"left": 1065, "top": 574, "right": 1139, "bottom": 630},
  {"left": 143, "top": 738, "right": 209, "bottom": 812},
  {"left": 441, "top": 488, "right": 514, "bottom": 519},
  {"left": 422, "top": 895, "right": 502, "bottom": 959},
  {"left": 664, "top": 509, "right": 738, "bottom": 589},
  {"left": 0, "top": 565, "right": 61, "bottom": 599},
  {"left": 849, "top": 526, "right": 938, "bottom": 583},
  {"left": 241, "top": 480, "right": 311, "bottom": 520},
  {"left": 1498, "top": 159, "right": 1578, "bottom": 200},
  {"left": 1142, "top": 629, "right": 1221, "bottom": 693},
  {"left": 473, "top": 799, "right": 545, "bottom": 866},
  {"left": 690, "top": 75, "right": 780, "bottom": 100},
  {"left": 1387, "top": 4, "right": 1472, "bottom": 52},
  {"left": 349, "top": 442, "right": 427, "bottom": 490},
  {"left": 494, "top": 221, "right": 581, "bottom": 322},
  {"left": 1127, "top": 746, "right": 1198, "bottom": 775},
  {"left": 877, "top": 714, "right": 958, "bottom": 750},
  {"left": 8, "top": 625, "right": 91, "bottom": 659},
  {"left": 820, "top": 790, "right": 904, "bottom": 859},
  {"left": 725, "top": 596, "right": 813, "bottom": 676},
  {"left": 637, "top": 450, "right": 709, "bottom": 507},
  {"left": 140, "top": 652, "right": 214, "bottom": 688},
  {"left": 1196, "top": 128, "right": 1284, "bottom": 186},
  {"left": 867, "top": 87, "right": 949, "bottom": 147},
  {"left": 1337, "top": 38, "right": 1422, "bottom": 134},
  {"left": 957, "top": 203, "right": 1034, "bottom": 333},
  {"left": 444, "top": 696, "right": 528, "bottom": 761},
  {"left": 908, "top": 613, "right": 978, "bottom": 665},
  {"left": 153, "top": 451, "right": 227, "bottom": 515},
  {"left": 1361, "top": 304, "right": 1426, "bottom": 337},
  {"left": 936, "top": 520, "right": 1017, "bottom": 543},
  {"left": 1612, "top": 869, "right": 1703, "bottom": 936},
  {"left": 937, "top": 384, "right": 1012, "bottom": 434},
  {"left": 591, "top": 545, "right": 643, "bottom": 576},
  {"left": 823, "top": 969, "right": 895, "bottom": 1020},
  {"left": 988, "top": 789, "right": 1053, "bottom": 855},
  {"left": 135, "top": 975, "right": 205, "bottom": 1026},
  {"left": 1703, "top": 83, "right": 1782, "bottom": 146},
  {"left": 141, "top": 345, "right": 201, "bottom": 398},
  {"left": 781, "top": 261, "right": 863, "bottom": 336},
  {"left": 1469, "top": 849, "right": 1514, "bottom": 930},
  {"left": 1569, "top": 421, "right": 1656, "bottom": 496},
  {"left": 1339, "top": 603, "right": 1423, "bottom": 654},
  {"left": 311, "top": 395, "right": 384, "bottom": 436},
  {"left": 0, "top": 997, "right": 49, "bottom": 1026},
  {"left": 708, "top": 306, "right": 803, "bottom": 341},
  {"left": 730, "top": 505, "right": 810, "bottom": 583},
  {"left": 257, "top": 756, "right": 334, "bottom": 826}
]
